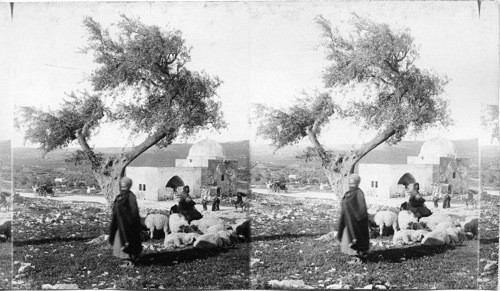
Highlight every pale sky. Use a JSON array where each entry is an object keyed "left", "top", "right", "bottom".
[{"left": 3, "top": 1, "right": 499, "bottom": 148}]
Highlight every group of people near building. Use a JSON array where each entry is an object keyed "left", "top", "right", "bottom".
[{"left": 109, "top": 177, "right": 226, "bottom": 268}]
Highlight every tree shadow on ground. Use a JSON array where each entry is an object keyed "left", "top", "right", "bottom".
[
  {"left": 366, "top": 244, "right": 457, "bottom": 263},
  {"left": 14, "top": 236, "right": 95, "bottom": 247},
  {"left": 479, "top": 237, "right": 499, "bottom": 244},
  {"left": 252, "top": 232, "right": 326, "bottom": 242},
  {"left": 137, "top": 245, "right": 244, "bottom": 267}
]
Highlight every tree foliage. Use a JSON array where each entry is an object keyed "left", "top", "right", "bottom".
[
  {"left": 254, "top": 14, "right": 451, "bottom": 193},
  {"left": 481, "top": 104, "right": 499, "bottom": 143},
  {"left": 16, "top": 15, "right": 226, "bottom": 203}
]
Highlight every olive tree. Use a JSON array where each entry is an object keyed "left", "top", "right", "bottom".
[
  {"left": 16, "top": 15, "right": 225, "bottom": 205},
  {"left": 254, "top": 15, "right": 451, "bottom": 196},
  {"left": 481, "top": 104, "right": 499, "bottom": 143}
]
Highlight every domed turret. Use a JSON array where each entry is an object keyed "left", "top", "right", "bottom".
[
  {"left": 419, "top": 137, "right": 457, "bottom": 159},
  {"left": 187, "top": 138, "right": 225, "bottom": 161}
]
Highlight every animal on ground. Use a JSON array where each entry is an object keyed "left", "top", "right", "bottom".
[
  {"left": 144, "top": 214, "right": 170, "bottom": 239},
  {"left": 169, "top": 213, "right": 189, "bottom": 233},
  {"left": 164, "top": 232, "right": 200, "bottom": 248},
  {"left": 190, "top": 215, "right": 225, "bottom": 233},
  {"left": 422, "top": 230, "right": 451, "bottom": 245},
  {"left": 374, "top": 210, "right": 399, "bottom": 236},
  {"left": 0, "top": 221, "right": 11, "bottom": 241},
  {"left": 398, "top": 210, "right": 418, "bottom": 230},
  {"left": 410, "top": 229, "right": 429, "bottom": 242},
  {"left": 392, "top": 230, "right": 414, "bottom": 245},
  {"left": 419, "top": 213, "right": 452, "bottom": 230},
  {"left": 462, "top": 218, "right": 478, "bottom": 238}
]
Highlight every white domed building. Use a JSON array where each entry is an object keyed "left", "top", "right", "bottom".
[
  {"left": 358, "top": 137, "right": 470, "bottom": 198},
  {"left": 126, "top": 138, "right": 239, "bottom": 201}
]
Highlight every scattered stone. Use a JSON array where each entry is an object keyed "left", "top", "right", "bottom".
[
  {"left": 268, "top": 279, "right": 311, "bottom": 289},
  {"left": 363, "top": 284, "right": 374, "bottom": 289},
  {"left": 375, "top": 285, "right": 387, "bottom": 289},
  {"left": 41, "top": 283, "right": 79, "bottom": 289},
  {"left": 18, "top": 263, "right": 31, "bottom": 273},
  {"left": 483, "top": 262, "right": 497, "bottom": 272},
  {"left": 326, "top": 284, "right": 343, "bottom": 289}
]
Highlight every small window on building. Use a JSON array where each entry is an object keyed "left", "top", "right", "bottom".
[
  {"left": 143, "top": 184, "right": 146, "bottom": 191},
  {"left": 139, "top": 184, "right": 142, "bottom": 191},
  {"left": 371, "top": 181, "right": 374, "bottom": 187},
  {"left": 221, "top": 175, "right": 225, "bottom": 181},
  {"left": 375, "top": 181, "right": 378, "bottom": 188},
  {"left": 452, "top": 172, "right": 456, "bottom": 178}
]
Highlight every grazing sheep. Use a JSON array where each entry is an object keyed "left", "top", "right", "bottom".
[
  {"left": 398, "top": 210, "right": 418, "bottom": 230},
  {"left": 0, "top": 221, "right": 11, "bottom": 241},
  {"left": 169, "top": 213, "right": 189, "bottom": 233},
  {"left": 193, "top": 233, "right": 223, "bottom": 249},
  {"left": 462, "top": 218, "right": 478, "bottom": 237},
  {"left": 217, "top": 230, "right": 238, "bottom": 246},
  {"left": 409, "top": 221, "right": 428, "bottom": 230},
  {"left": 374, "top": 210, "right": 399, "bottom": 236},
  {"left": 393, "top": 230, "right": 414, "bottom": 245},
  {"left": 232, "top": 219, "right": 251, "bottom": 242},
  {"left": 144, "top": 214, "right": 169, "bottom": 239},
  {"left": 444, "top": 227, "right": 461, "bottom": 244},
  {"left": 190, "top": 216, "right": 225, "bottom": 233},
  {"left": 205, "top": 224, "right": 226, "bottom": 234},
  {"left": 433, "top": 221, "right": 455, "bottom": 232},
  {"left": 422, "top": 230, "right": 451, "bottom": 245},
  {"left": 410, "top": 229, "right": 429, "bottom": 242},
  {"left": 419, "top": 214, "right": 452, "bottom": 230},
  {"left": 164, "top": 232, "right": 200, "bottom": 248},
  {"left": 454, "top": 227, "right": 468, "bottom": 242}
]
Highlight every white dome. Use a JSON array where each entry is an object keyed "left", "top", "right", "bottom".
[
  {"left": 419, "top": 137, "right": 457, "bottom": 158},
  {"left": 187, "top": 138, "right": 225, "bottom": 160}
]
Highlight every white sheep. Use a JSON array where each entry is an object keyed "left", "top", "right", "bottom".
[
  {"left": 422, "top": 230, "right": 451, "bottom": 245},
  {"left": 410, "top": 229, "right": 429, "bottom": 242},
  {"left": 443, "top": 227, "right": 461, "bottom": 244},
  {"left": 393, "top": 230, "right": 414, "bottom": 245},
  {"left": 374, "top": 210, "right": 399, "bottom": 235},
  {"left": 164, "top": 232, "right": 200, "bottom": 248},
  {"left": 190, "top": 216, "right": 225, "bottom": 233},
  {"left": 432, "top": 221, "right": 454, "bottom": 232},
  {"left": 144, "top": 214, "right": 169, "bottom": 239},
  {"left": 217, "top": 230, "right": 236, "bottom": 246},
  {"left": 205, "top": 224, "right": 226, "bottom": 234},
  {"left": 193, "top": 233, "right": 223, "bottom": 249},
  {"left": 419, "top": 214, "right": 452, "bottom": 230},
  {"left": 398, "top": 211, "right": 418, "bottom": 230},
  {"left": 169, "top": 213, "right": 189, "bottom": 233}
]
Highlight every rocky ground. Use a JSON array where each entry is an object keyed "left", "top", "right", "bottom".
[
  {"left": 478, "top": 193, "right": 499, "bottom": 290},
  {"left": 249, "top": 192, "right": 483, "bottom": 289},
  {"left": 12, "top": 195, "right": 250, "bottom": 289}
]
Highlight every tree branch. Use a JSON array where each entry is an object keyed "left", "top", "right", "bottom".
[{"left": 354, "top": 126, "right": 397, "bottom": 165}]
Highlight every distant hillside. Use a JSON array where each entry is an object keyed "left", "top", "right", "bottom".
[
  {"left": 0, "top": 140, "right": 11, "bottom": 160},
  {"left": 14, "top": 140, "right": 250, "bottom": 170},
  {"left": 251, "top": 139, "right": 480, "bottom": 167}
]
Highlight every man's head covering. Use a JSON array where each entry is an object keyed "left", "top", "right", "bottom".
[
  {"left": 120, "top": 177, "right": 133, "bottom": 190},
  {"left": 348, "top": 174, "right": 361, "bottom": 187}
]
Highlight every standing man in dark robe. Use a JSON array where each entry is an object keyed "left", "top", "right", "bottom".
[
  {"left": 337, "top": 174, "right": 369, "bottom": 264},
  {"left": 109, "top": 177, "right": 142, "bottom": 268}
]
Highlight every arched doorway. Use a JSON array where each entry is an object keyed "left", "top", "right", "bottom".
[
  {"left": 166, "top": 176, "right": 184, "bottom": 189},
  {"left": 397, "top": 173, "right": 416, "bottom": 189}
]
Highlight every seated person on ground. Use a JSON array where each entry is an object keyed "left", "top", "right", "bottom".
[
  {"left": 177, "top": 185, "right": 203, "bottom": 223},
  {"left": 407, "top": 183, "right": 432, "bottom": 219}
]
